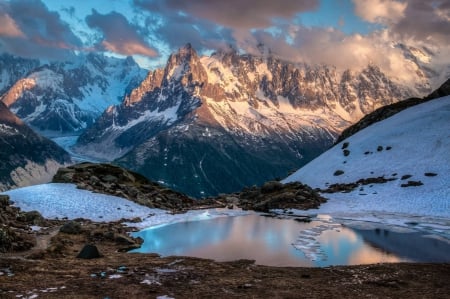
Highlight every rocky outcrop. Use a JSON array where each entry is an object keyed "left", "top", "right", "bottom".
[
  {"left": 0, "top": 195, "right": 43, "bottom": 253},
  {"left": 52, "top": 163, "right": 196, "bottom": 211},
  {"left": 52, "top": 163, "right": 328, "bottom": 212},
  {"left": 336, "top": 78, "right": 450, "bottom": 143},
  {"left": 232, "top": 181, "right": 327, "bottom": 212}
]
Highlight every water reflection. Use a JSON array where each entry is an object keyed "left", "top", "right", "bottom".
[{"left": 131, "top": 214, "right": 448, "bottom": 267}]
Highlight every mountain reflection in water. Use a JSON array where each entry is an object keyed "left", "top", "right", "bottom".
[{"left": 131, "top": 214, "right": 447, "bottom": 267}]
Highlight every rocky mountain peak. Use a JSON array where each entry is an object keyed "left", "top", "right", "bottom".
[{"left": 164, "top": 43, "right": 208, "bottom": 86}]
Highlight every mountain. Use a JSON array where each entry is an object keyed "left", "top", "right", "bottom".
[
  {"left": 74, "top": 44, "right": 411, "bottom": 197},
  {"left": 283, "top": 92, "right": 450, "bottom": 218},
  {"left": 0, "top": 101, "right": 71, "bottom": 191},
  {"left": 0, "top": 53, "right": 146, "bottom": 134},
  {"left": 0, "top": 53, "right": 40, "bottom": 95}
]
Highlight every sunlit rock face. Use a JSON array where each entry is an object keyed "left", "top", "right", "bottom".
[{"left": 75, "top": 44, "right": 412, "bottom": 197}]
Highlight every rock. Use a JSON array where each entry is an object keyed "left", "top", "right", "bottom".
[
  {"left": 60, "top": 221, "right": 82, "bottom": 234},
  {"left": 261, "top": 181, "right": 283, "bottom": 193},
  {"left": 77, "top": 244, "right": 101, "bottom": 259},
  {"left": 114, "top": 234, "right": 136, "bottom": 245},
  {"left": 401, "top": 181, "right": 424, "bottom": 187},
  {"left": 0, "top": 195, "right": 10, "bottom": 207},
  {"left": 424, "top": 172, "right": 437, "bottom": 177},
  {"left": 102, "top": 174, "right": 118, "bottom": 183},
  {"left": 401, "top": 174, "right": 412, "bottom": 180},
  {"left": 17, "top": 210, "right": 44, "bottom": 224},
  {"left": 333, "top": 170, "right": 344, "bottom": 176}
]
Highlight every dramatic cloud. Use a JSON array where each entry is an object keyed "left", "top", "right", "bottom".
[
  {"left": 391, "top": 0, "right": 450, "bottom": 43},
  {"left": 0, "top": 0, "right": 82, "bottom": 60},
  {"left": 353, "top": 0, "right": 407, "bottom": 24},
  {"left": 354, "top": 0, "right": 450, "bottom": 43},
  {"left": 135, "top": 0, "right": 319, "bottom": 29},
  {"left": 144, "top": 12, "right": 233, "bottom": 52},
  {"left": 86, "top": 10, "right": 158, "bottom": 57},
  {"left": 0, "top": 13, "right": 24, "bottom": 38}
]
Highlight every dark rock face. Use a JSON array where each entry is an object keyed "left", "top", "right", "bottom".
[
  {"left": 336, "top": 78, "right": 450, "bottom": 143},
  {"left": 0, "top": 101, "right": 71, "bottom": 190},
  {"left": 75, "top": 45, "right": 410, "bottom": 197}
]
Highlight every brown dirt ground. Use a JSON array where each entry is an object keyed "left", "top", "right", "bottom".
[{"left": 1, "top": 221, "right": 449, "bottom": 299}]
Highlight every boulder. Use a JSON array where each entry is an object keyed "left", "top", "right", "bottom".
[
  {"left": 76, "top": 244, "right": 101, "bottom": 259},
  {"left": 60, "top": 221, "right": 82, "bottom": 234}
]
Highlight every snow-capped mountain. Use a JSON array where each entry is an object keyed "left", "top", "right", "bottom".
[
  {"left": 0, "top": 53, "right": 146, "bottom": 134},
  {"left": 0, "top": 53, "right": 40, "bottom": 95},
  {"left": 0, "top": 101, "right": 71, "bottom": 191},
  {"left": 74, "top": 44, "right": 412, "bottom": 197},
  {"left": 283, "top": 93, "right": 450, "bottom": 218}
]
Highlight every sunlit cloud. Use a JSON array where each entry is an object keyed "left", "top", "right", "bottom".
[
  {"left": 86, "top": 10, "right": 158, "bottom": 57},
  {"left": 353, "top": 0, "right": 407, "bottom": 24},
  {"left": 0, "top": 0, "right": 82, "bottom": 60},
  {"left": 0, "top": 13, "right": 25, "bottom": 38},
  {"left": 135, "top": 0, "right": 319, "bottom": 29}
]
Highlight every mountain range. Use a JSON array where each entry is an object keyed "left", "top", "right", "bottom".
[
  {"left": 74, "top": 44, "right": 412, "bottom": 197},
  {"left": 0, "top": 53, "right": 146, "bottom": 134},
  {"left": 0, "top": 44, "right": 443, "bottom": 197}
]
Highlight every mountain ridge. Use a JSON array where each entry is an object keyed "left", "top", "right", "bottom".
[{"left": 74, "top": 44, "right": 414, "bottom": 197}]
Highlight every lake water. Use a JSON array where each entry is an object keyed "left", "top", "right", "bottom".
[{"left": 131, "top": 214, "right": 450, "bottom": 267}]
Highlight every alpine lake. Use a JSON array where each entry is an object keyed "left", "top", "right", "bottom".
[{"left": 131, "top": 212, "right": 450, "bottom": 267}]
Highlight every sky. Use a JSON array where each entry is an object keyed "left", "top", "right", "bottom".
[{"left": 0, "top": 0, "right": 449, "bottom": 85}]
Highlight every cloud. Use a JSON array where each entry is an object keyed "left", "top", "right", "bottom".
[
  {"left": 353, "top": 0, "right": 450, "bottom": 43},
  {"left": 144, "top": 12, "right": 233, "bottom": 52},
  {"left": 134, "top": 0, "right": 319, "bottom": 29},
  {"left": 353, "top": 0, "right": 407, "bottom": 24},
  {"left": 391, "top": 0, "right": 450, "bottom": 43},
  {"left": 86, "top": 10, "right": 158, "bottom": 57},
  {"left": 0, "top": 0, "right": 82, "bottom": 60},
  {"left": 0, "top": 13, "right": 25, "bottom": 38}
]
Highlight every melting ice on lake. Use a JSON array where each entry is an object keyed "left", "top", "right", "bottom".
[{"left": 131, "top": 214, "right": 450, "bottom": 267}]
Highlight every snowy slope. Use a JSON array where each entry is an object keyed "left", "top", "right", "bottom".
[
  {"left": 283, "top": 96, "right": 450, "bottom": 218},
  {"left": 3, "top": 183, "right": 250, "bottom": 225}
]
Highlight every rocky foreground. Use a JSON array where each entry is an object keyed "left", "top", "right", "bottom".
[{"left": 1, "top": 194, "right": 449, "bottom": 298}]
